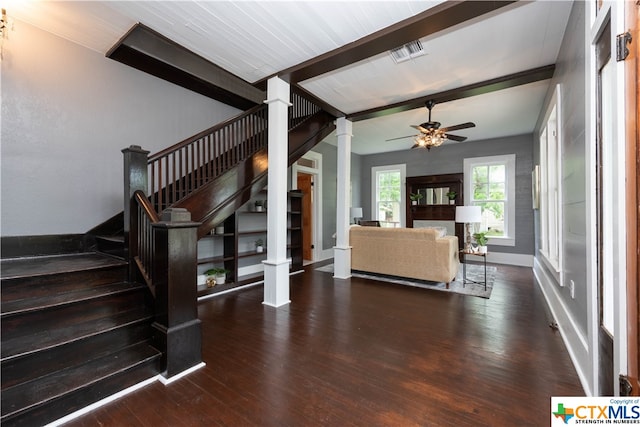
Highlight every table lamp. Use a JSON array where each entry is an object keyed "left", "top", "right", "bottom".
[{"left": 455, "top": 206, "right": 481, "bottom": 251}]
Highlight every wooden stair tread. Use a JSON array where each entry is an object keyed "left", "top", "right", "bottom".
[
  {"left": 0, "top": 342, "right": 160, "bottom": 421},
  {"left": 1, "top": 281, "right": 144, "bottom": 316},
  {"left": 1, "top": 307, "right": 153, "bottom": 361},
  {"left": 0, "top": 252, "right": 126, "bottom": 280}
]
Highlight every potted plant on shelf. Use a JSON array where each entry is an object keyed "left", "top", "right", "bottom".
[
  {"left": 409, "top": 193, "right": 423, "bottom": 206},
  {"left": 446, "top": 191, "right": 457, "bottom": 205},
  {"left": 204, "top": 267, "right": 230, "bottom": 287},
  {"left": 254, "top": 200, "right": 264, "bottom": 212},
  {"left": 255, "top": 238, "right": 264, "bottom": 253},
  {"left": 472, "top": 232, "right": 489, "bottom": 254}
]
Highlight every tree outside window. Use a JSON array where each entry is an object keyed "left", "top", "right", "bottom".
[
  {"left": 472, "top": 164, "right": 506, "bottom": 236},
  {"left": 376, "top": 170, "right": 401, "bottom": 222}
]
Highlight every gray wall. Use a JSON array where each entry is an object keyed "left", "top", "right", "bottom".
[
  {"left": 360, "top": 134, "right": 535, "bottom": 256},
  {"left": 1, "top": 20, "right": 240, "bottom": 236},
  {"left": 311, "top": 141, "right": 362, "bottom": 251},
  {"left": 533, "top": 0, "right": 588, "bottom": 336}
]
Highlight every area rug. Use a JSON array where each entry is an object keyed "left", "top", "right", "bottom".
[{"left": 315, "top": 263, "right": 496, "bottom": 299}]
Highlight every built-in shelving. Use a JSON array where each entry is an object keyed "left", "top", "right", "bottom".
[{"left": 196, "top": 190, "right": 304, "bottom": 297}]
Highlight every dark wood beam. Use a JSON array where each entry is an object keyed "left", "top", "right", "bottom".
[
  {"left": 107, "top": 24, "right": 265, "bottom": 111},
  {"left": 257, "top": 0, "right": 518, "bottom": 88},
  {"left": 348, "top": 64, "right": 556, "bottom": 122}
]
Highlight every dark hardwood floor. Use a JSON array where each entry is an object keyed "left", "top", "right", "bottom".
[{"left": 64, "top": 262, "right": 583, "bottom": 426}]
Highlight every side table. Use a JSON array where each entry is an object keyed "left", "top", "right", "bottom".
[{"left": 459, "top": 250, "right": 487, "bottom": 290}]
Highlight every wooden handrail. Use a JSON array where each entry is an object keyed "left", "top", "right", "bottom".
[
  {"left": 146, "top": 89, "right": 327, "bottom": 214},
  {"left": 148, "top": 104, "right": 266, "bottom": 162},
  {"left": 130, "top": 190, "right": 160, "bottom": 294},
  {"left": 147, "top": 105, "right": 269, "bottom": 213}
]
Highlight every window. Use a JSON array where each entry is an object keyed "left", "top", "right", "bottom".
[
  {"left": 464, "top": 155, "right": 516, "bottom": 246},
  {"left": 539, "top": 85, "right": 562, "bottom": 273},
  {"left": 371, "top": 164, "right": 406, "bottom": 227}
]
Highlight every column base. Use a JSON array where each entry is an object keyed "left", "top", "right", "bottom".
[
  {"left": 333, "top": 246, "right": 352, "bottom": 279},
  {"left": 262, "top": 258, "right": 291, "bottom": 307}
]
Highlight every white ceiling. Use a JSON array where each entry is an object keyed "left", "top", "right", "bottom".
[{"left": 7, "top": 0, "right": 573, "bottom": 155}]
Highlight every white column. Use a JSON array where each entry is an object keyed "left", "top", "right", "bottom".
[
  {"left": 263, "top": 77, "right": 291, "bottom": 307},
  {"left": 333, "top": 117, "right": 352, "bottom": 279}
]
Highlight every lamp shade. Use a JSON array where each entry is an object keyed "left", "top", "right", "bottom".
[
  {"left": 455, "top": 206, "right": 481, "bottom": 223},
  {"left": 350, "top": 207, "right": 363, "bottom": 219}
]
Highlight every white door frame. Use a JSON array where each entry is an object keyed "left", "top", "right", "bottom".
[{"left": 291, "top": 151, "right": 323, "bottom": 262}]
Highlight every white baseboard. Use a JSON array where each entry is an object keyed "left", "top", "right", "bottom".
[
  {"left": 489, "top": 251, "right": 533, "bottom": 266},
  {"left": 45, "top": 376, "right": 158, "bottom": 427},
  {"left": 533, "top": 258, "right": 592, "bottom": 396}
]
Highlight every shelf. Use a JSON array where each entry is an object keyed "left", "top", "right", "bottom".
[
  {"left": 196, "top": 190, "right": 304, "bottom": 289},
  {"left": 197, "top": 255, "right": 235, "bottom": 265},
  {"left": 204, "top": 232, "right": 234, "bottom": 238},
  {"left": 197, "top": 280, "right": 240, "bottom": 297},
  {"left": 237, "top": 230, "right": 267, "bottom": 236},
  {"left": 238, "top": 250, "right": 267, "bottom": 259}
]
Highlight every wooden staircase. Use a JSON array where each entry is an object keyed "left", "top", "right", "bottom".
[
  {"left": 0, "top": 88, "right": 336, "bottom": 425},
  {"left": 0, "top": 253, "right": 160, "bottom": 426}
]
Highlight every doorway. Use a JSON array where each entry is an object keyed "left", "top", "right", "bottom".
[
  {"left": 292, "top": 151, "right": 323, "bottom": 263},
  {"left": 297, "top": 172, "right": 313, "bottom": 262}
]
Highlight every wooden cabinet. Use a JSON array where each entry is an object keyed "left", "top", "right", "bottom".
[
  {"left": 406, "top": 173, "right": 464, "bottom": 250},
  {"left": 197, "top": 190, "right": 303, "bottom": 296}
]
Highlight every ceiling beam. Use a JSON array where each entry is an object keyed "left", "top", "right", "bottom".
[
  {"left": 256, "top": 0, "right": 518, "bottom": 88},
  {"left": 107, "top": 23, "right": 265, "bottom": 111},
  {"left": 348, "top": 64, "right": 556, "bottom": 122}
]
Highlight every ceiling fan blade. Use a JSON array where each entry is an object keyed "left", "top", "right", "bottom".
[
  {"left": 386, "top": 134, "right": 415, "bottom": 142},
  {"left": 410, "top": 124, "right": 429, "bottom": 133},
  {"left": 439, "top": 122, "right": 476, "bottom": 133},
  {"left": 444, "top": 134, "right": 467, "bottom": 142}
]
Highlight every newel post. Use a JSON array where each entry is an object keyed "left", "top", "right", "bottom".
[
  {"left": 151, "top": 208, "right": 203, "bottom": 380},
  {"left": 122, "top": 145, "right": 150, "bottom": 276}
]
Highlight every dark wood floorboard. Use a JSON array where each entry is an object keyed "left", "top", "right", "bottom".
[{"left": 63, "top": 263, "right": 583, "bottom": 426}]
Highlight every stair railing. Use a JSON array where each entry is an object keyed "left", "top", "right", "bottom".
[
  {"left": 146, "top": 88, "right": 324, "bottom": 214},
  {"left": 130, "top": 190, "right": 160, "bottom": 295},
  {"left": 147, "top": 104, "right": 269, "bottom": 213}
]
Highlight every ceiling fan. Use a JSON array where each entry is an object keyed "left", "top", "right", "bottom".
[{"left": 386, "top": 100, "right": 476, "bottom": 150}]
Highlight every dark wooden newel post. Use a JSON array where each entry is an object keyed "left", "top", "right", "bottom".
[
  {"left": 152, "top": 208, "right": 202, "bottom": 379},
  {"left": 122, "top": 145, "right": 150, "bottom": 279}
]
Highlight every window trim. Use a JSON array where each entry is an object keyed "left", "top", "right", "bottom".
[
  {"left": 464, "top": 154, "right": 516, "bottom": 247},
  {"left": 538, "top": 84, "right": 563, "bottom": 278},
  {"left": 371, "top": 164, "right": 406, "bottom": 227}
]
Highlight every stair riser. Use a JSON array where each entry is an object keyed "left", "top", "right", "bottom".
[
  {"left": 1, "top": 289, "right": 148, "bottom": 344},
  {"left": 1, "top": 322, "right": 154, "bottom": 389},
  {"left": 1, "top": 356, "right": 160, "bottom": 427},
  {"left": 1, "top": 266, "right": 127, "bottom": 302},
  {"left": 94, "top": 237, "right": 125, "bottom": 259}
]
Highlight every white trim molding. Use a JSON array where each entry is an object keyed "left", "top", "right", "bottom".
[
  {"left": 463, "top": 154, "right": 516, "bottom": 247},
  {"left": 534, "top": 258, "right": 591, "bottom": 396}
]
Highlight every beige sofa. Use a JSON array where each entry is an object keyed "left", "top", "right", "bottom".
[{"left": 350, "top": 226, "right": 459, "bottom": 285}]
